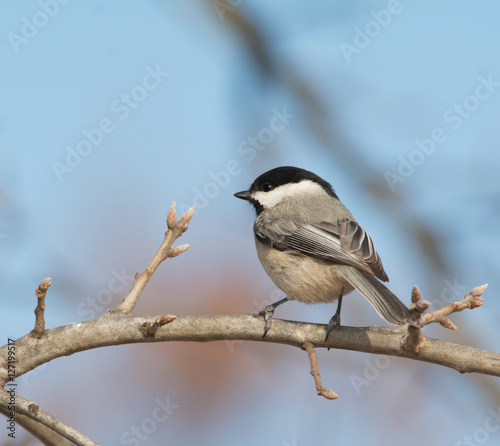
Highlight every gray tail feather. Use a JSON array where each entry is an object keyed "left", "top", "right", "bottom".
[{"left": 343, "top": 268, "right": 420, "bottom": 326}]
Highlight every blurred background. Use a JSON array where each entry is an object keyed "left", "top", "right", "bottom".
[{"left": 1, "top": 1, "right": 500, "bottom": 445}]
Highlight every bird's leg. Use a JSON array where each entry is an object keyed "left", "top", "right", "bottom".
[
  {"left": 325, "top": 289, "right": 344, "bottom": 341},
  {"left": 258, "top": 296, "right": 289, "bottom": 337}
]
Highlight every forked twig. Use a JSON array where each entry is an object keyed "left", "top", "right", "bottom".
[
  {"left": 403, "top": 284, "right": 487, "bottom": 353},
  {"left": 421, "top": 284, "right": 486, "bottom": 327},
  {"left": 114, "top": 202, "right": 194, "bottom": 314}
]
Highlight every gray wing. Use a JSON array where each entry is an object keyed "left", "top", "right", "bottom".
[{"left": 254, "top": 217, "right": 388, "bottom": 282}]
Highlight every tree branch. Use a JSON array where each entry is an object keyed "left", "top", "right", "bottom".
[
  {"left": 0, "top": 406, "right": 72, "bottom": 446},
  {"left": 1, "top": 200, "right": 497, "bottom": 445},
  {"left": 1, "top": 312, "right": 499, "bottom": 389},
  {"left": 302, "top": 341, "right": 338, "bottom": 400},
  {"left": 421, "top": 283, "right": 486, "bottom": 326},
  {"left": 32, "top": 278, "right": 51, "bottom": 338},
  {"left": 403, "top": 283, "right": 487, "bottom": 353},
  {"left": 0, "top": 390, "right": 98, "bottom": 446},
  {"left": 114, "top": 202, "right": 194, "bottom": 314}
]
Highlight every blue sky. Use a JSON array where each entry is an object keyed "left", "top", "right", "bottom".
[{"left": 1, "top": 1, "right": 500, "bottom": 445}]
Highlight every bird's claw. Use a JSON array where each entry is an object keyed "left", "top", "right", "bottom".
[
  {"left": 325, "top": 292, "right": 343, "bottom": 342},
  {"left": 256, "top": 296, "right": 289, "bottom": 338},
  {"left": 258, "top": 305, "right": 275, "bottom": 337},
  {"left": 325, "top": 313, "right": 341, "bottom": 342}
]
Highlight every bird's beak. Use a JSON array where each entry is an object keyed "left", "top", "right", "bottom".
[{"left": 234, "top": 190, "right": 251, "bottom": 201}]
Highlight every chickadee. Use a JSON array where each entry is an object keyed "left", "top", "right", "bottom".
[{"left": 234, "top": 166, "right": 419, "bottom": 339}]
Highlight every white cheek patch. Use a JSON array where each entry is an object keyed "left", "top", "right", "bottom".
[{"left": 253, "top": 180, "right": 326, "bottom": 208}]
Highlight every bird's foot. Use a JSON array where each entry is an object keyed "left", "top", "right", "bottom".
[
  {"left": 325, "top": 313, "right": 341, "bottom": 342},
  {"left": 258, "top": 305, "right": 276, "bottom": 337},
  {"left": 325, "top": 292, "right": 344, "bottom": 342},
  {"left": 257, "top": 296, "right": 289, "bottom": 338}
]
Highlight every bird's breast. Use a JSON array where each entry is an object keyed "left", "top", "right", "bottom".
[{"left": 254, "top": 238, "right": 354, "bottom": 303}]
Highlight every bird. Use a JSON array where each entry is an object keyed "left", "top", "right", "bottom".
[{"left": 234, "top": 166, "right": 419, "bottom": 340}]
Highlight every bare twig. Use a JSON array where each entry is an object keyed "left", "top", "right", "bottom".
[
  {"left": 0, "top": 390, "right": 98, "bottom": 446},
  {"left": 114, "top": 202, "right": 194, "bottom": 314},
  {"left": 403, "top": 284, "right": 487, "bottom": 353},
  {"left": 0, "top": 407, "right": 72, "bottom": 446},
  {"left": 302, "top": 341, "right": 338, "bottom": 400},
  {"left": 421, "top": 284, "right": 487, "bottom": 327},
  {"left": 32, "top": 278, "right": 51, "bottom": 338},
  {"left": 140, "top": 315, "right": 177, "bottom": 337}
]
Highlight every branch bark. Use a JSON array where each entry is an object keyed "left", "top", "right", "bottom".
[{"left": 1, "top": 312, "right": 499, "bottom": 388}]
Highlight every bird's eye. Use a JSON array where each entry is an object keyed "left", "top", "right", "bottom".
[{"left": 262, "top": 183, "right": 274, "bottom": 192}]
